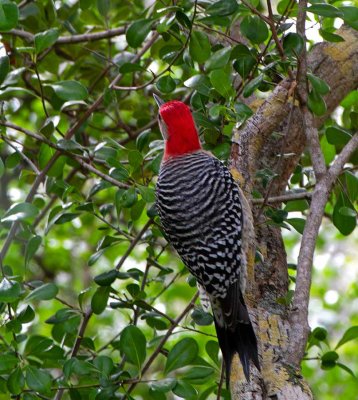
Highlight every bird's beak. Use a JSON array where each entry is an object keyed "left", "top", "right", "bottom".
[{"left": 153, "top": 93, "right": 165, "bottom": 107}]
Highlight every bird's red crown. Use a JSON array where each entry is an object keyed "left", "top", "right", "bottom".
[{"left": 159, "top": 100, "right": 201, "bottom": 160}]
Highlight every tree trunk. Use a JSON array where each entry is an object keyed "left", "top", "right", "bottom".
[{"left": 228, "top": 26, "right": 358, "bottom": 399}]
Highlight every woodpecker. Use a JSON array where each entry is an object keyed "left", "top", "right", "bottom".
[{"left": 154, "top": 95, "right": 260, "bottom": 383}]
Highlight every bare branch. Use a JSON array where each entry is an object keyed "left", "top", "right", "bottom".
[
  {"left": 252, "top": 191, "right": 312, "bottom": 204},
  {"left": 288, "top": 132, "right": 358, "bottom": 365},
  {"left": 296, "top": 0, "right": 327, "bottom": 180},
  {"left": 6, "top": 27, "right": 126, "bottom": 44}
]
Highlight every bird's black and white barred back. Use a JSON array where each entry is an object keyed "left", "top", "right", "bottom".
[
  {"left": 156, "top": 151, "right": 243, "bottom": 294},
  {"left": 156, "top": 150, "right": 260, "bottom": 382}
]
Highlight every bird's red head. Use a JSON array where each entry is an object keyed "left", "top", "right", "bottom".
[{"left": 158, "top": 100, "right": 201, "bottom": 161}]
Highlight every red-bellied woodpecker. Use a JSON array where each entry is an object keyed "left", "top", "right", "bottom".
[{"left": 154, "top": 95, "right": 260, "bottom": 383}]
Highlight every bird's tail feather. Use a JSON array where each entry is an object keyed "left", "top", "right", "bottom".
[{"left": 214, "top": 318, "right": 260, "bottom": 385}]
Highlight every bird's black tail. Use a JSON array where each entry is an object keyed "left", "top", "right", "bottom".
[{"left": 214, "top": 317, "right": 260, "bottom": 385}]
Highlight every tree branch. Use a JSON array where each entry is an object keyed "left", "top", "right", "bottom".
[
  {"left": 126, "top": 292, "right": 199, "bottom": 395},
  {"left": 6, "top": 27, "right": 126, "bottom": 44},
  {"left": 252, "top": 191, "right": 312, "bottom": 204},
  {"left": 296, "top": 0, "right": 327, "bottom": 180},
  {"left": 288, "top": 132, "right": 358, "bottom": 365}
]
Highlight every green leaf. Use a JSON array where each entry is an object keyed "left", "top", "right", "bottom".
[
  {"left": 35, "top": 28, "right": 59, "bottom": 54},
  {"left": 336, "top": 326, "right": 358, "bottom": 349},
  {"left": 93, "top": 355, "right": 114, "bottom": 376},
  {"left": 321, "top": 351, "right": 339, "bottom": 369},
  {"left": 25, "top": 335, "right": 53, "bottom": 355},
  {"left": 0, "top": 0, "right": 19, "bottom": 31},
  {"left": 48, "top": 80, "right": 88, "bottom": 101},
  {"left": 0, "top": 55, "right": 10, "bottom": 85},
  {"left": 25, "top": 235, "right": 42, "bottom": 267},
  {"left": 189, "top": 31, "right": 211, "bottom": 63},
  {"left": 284, "top": 199, "right": 309, "bottom": 212},
  {"left": 136, "top": 129, "right": 151, "bottom": 152},
  {"left": 283, "top": 33, "right": 304, "bottom": 56},
  {"left": 339, "top": 206, "right": 356, "bottom": 217},
  {"left": 0, "top": 157, "right": 4, "bottom": 178},
  {"left": 0, "top": 354, "right": 18, "bottom": 372},
  {"left": 320, "top": 135, "right": 335, "bottom": 165},
  {"left": 307, "top": 73, "right": 330, "bottom": 95},
  {"left": 326, "top": 126, "right": 352, "bottom": 146},
  {"left": 319, "top": 29, "right": 345, "bottom": 43},
  {"left": 0, "top": 278, "right": 21, "bottom": 303},
  {"left": 25, "top": 366, "right": 52, "bottom": 394},
  {"left": 26, "top": 283, "right": 58, "bottom": 301},
  {"left": 240, "top": 16, "right": 269, "bottom": 44},
  {"left": 173, "top": 380, "right": 198, "bottom": 399},
  {"left": 110, "top": 166, "right": 130, "bottom": 181},
  {"left": 312, "top": 327, "right": 327, "bottom": 341},
  {"left": 337, "top": 363, "right": 356, "bottom": 377},
  {"left": 17, "top": 305, "right": 35, "bottom": 323},
  {"left": 341, "top": 90, "right": 358, "bottom": 108},
  {"left": 97, "top": 0, "right": 110, "bottom": 16},
  {"left": 91, "top": 286, "right": 110, "bottom": 314},
  {"left": 156, "top": 75, "right": 176, "bottom": 93},
  {"left": 126, "top": 19, "right": 153, "bottom": 48},
  {"left": 57, "top": 139, "right": 83, "bottom": 151},
  {"left": 1, "top": 202, "right": 39, "bottom": 223},
  {"left": 7, "top": 367, "right": 24, "bottom": 395},
  {"left": 165, "top": 337, "right": 198, "bottom": 373},
  {"left": 339, "top": 7, "right": 358, "bottom": 30},
  {"left": 277, "top": 0, "right": 298, "bottom": 16},
  {"left": 206, "top": 0, "right": 239, "bottom": 16},
  {"left": 286, "top": 218, "right": 306, "bottom": 234},
  {"left": 191, "top": 308, "right": 213, "bottom": 326},
  {"left": 333, "top": 192, "right": 356, "bottom": 235},
  {"left": 54, "top": 212, "right": 80, "bottom": 225},
  {"left": 94, "top": 269, "right": 118, "bottom": 286},
  {"left": 307, "top": 4, "right": 343, "bottom": 18},
  {"left": 138, "top": 186, "right": 156, "bottom": 203},
  {"left": 150, "top": 378, "right": 177, "bottom": 393},
  {"left": 128, "top": 150, "right": 143, "bottom": 169},
  {"left": 233, "top": 44, "right": 256, "bottom": 79},
  {"left": 308, "top": 89, "right": 327, "bottom": 116},
  {"left": 205, "top": 47, "right": 231, "bottom": 72},
  {"left": 206, "top": 340, "right": 219, "bottom": 365},
  {"left": 117, "top": 187, "right": 138, "bottom": 208},
  {"left": 182, "top": 365, "right": 215, "bottom": 384},
  {"left": 184, "top": 75, "right": 211, "bottom": 97},
  {"left": 131, "top": 199, "right": 146, "bottom": 221},
  {"left": 343, "top": 171, "right": 358, "bottom": 202},
  {"left": 243, "top": 74, "right": 264, "bottom": 98},
  {"left": 119, "top": 325, "right": 147, "bottom": 368},
  {"left": 209, "top": 69, "right": 234, "bottom": 99}
]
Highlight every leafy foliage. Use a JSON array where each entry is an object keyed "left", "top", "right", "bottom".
[{"left": 0, "top": 0, "right": 357, "bottom": 399}]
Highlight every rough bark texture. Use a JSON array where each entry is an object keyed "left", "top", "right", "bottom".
[{"left": 228, "top": 26, "right": 358, "bottom": 399}]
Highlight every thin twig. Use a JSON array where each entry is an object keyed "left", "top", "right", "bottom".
[
  {"left": 1, "top": 135, "right": 40, "bottom": 175},
  {"left": 126, "top": 292, "right": 199, "bottom": 395},
  {"left": 217, "top": 363, "right": 225, "bottom": 399},
  {"left": 115, "top": 219, "right": 153, "bottom": 270},
  {"left": 54, "top": 308, "right": 93, "bottom": 400}
]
